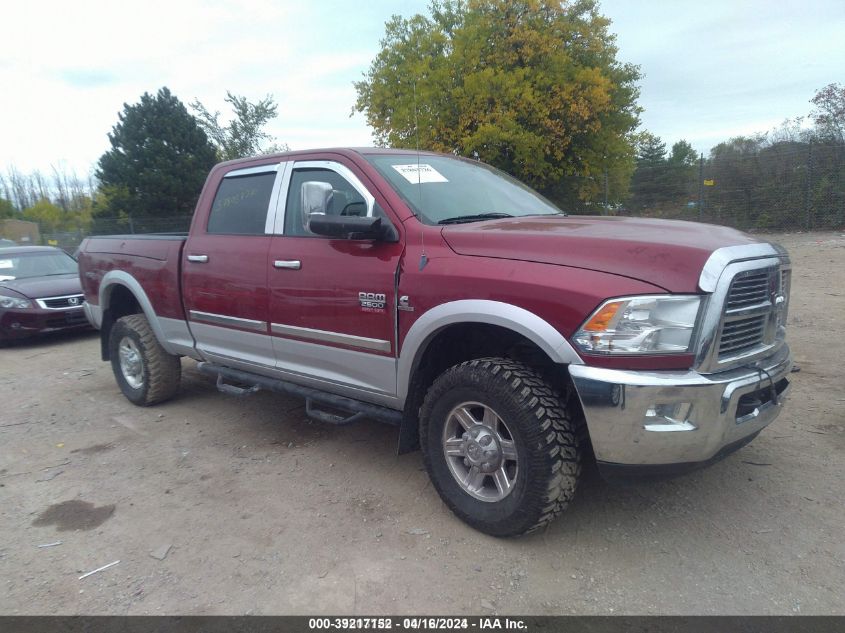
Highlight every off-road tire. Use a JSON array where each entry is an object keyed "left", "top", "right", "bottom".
[
  {"left": 420, "top": 357, "right": 581, "bottom": 537},
  {"left": 109, "top": 314, "right": 181, "bottom": 406}
]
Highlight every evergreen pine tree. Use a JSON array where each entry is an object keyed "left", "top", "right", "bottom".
[{"left": 96, "top": 87, "right": 218, "bottom": 226}]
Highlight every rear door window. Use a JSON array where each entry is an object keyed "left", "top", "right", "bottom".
[{"left": 207, "top": 171, "right": 277, "bottom": 235}]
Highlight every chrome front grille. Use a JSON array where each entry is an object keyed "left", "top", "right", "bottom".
[
  {"left": 694, "top": 243, "right": 791, "bottom": 374},
  {"left": 719, "top": 314, "right": 768, "bottom": 356},
  {"left": 717, "top": 266, "right": 783, "bottom": 362},
  {"left": 725, "top": 269, "right": 770, "bottom": 309},
  {"left": 779, "top": 269, "right": 792, "bottom": 327}
]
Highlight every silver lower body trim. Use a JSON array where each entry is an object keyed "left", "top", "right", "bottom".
[
  {"left": 190, "top": 322, "right": 277, "bottom": 368},
  {"left": 159, "top": 317, "right": 199, "bottom": 358},
  {"left": 569, "top": 344, "right": 792, "bottom": 465},
  {"left": 271, "top": 322, "right": 391, "bottom": 353},
  {"left": 190, "top": 321, "right": 399, "bottom": 407},
  {"left": 189, "top": 310, "right": 266, "bottom": 332}
]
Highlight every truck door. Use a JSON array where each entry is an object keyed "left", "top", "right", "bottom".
[
  {"left": 182, "top": 163, "right": 283, "bottom": 369},
  {"left": 267, "top": 159, "right": 403, "bottom": 398}
]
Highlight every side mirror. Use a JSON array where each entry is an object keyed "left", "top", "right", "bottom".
[
  {"left": 309, "top": 215, "right": 395, "bottom": 241},
  {"left": 301, "top": 181, "right": 332, "bottom": 216},
  {"left": 300, "top": 181, "right": 332, "bottom": 233}
]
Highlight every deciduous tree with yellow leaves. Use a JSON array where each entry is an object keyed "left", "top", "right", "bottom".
[{"left": 354, "top": 0, "right": 641, "bottom": 206}]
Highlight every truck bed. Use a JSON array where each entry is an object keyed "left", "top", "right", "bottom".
[{"left": 78, "top": 234, "right": 187, "bottom": 321}]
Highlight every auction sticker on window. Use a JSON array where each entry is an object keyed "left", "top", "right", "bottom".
[{"left": 392, "top": 164, "right": 449, "bottom": 184}]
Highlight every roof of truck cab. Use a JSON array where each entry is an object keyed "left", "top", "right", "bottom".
[
  {"left": 352, "top": 147, "right": 443, "bottom": 155},
  {"left": 214, "top": 147, "right": 444, "bottom": 169}
]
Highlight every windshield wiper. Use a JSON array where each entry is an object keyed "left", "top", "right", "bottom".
[{"left": 438, "top": 212, "right": 513, "bottom": 225}]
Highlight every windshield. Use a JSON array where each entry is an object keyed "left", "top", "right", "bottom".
[
  {"left": 364, "top": 154, "right": 564, "bottom": 225},
  {"left": 0, "top": 251, "right": 78, "bottom": 281}
]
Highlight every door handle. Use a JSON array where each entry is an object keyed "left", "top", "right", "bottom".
[
  {"left": 187, "top": 254, "right": 209, "bottom": 263},
  {"left": 274, "top": 260, "right": 301, "bottom": 270}
]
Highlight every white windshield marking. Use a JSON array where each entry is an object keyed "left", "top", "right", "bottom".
[{"left": 392, "top": 163, "right": 449, "bottom": 184}]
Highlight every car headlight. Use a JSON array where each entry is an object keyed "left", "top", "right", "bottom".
[
  {"left": 0, "top": 294, "right": 32, "bottom": 309},
  {"left": 573, "top": 295, "right": 702, "bottom": 354}
]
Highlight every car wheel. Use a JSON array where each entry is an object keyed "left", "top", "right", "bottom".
[
  {"left": 420, "top": 357, "right": 581, "bottom": 537},
  {"left": 109, "top": 314, "right": 181, "bottom": 406}
]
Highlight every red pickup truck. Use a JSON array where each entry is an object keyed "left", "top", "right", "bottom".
[{"left": 78, "top": 148, "right": 792, "bottom": 536}]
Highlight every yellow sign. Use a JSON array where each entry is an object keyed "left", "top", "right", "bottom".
[
  {"left": 703, "top": 179, "right": 715, "bottom": 186},
  {"left": 47, "top": 239, "right": 58, "bottom": 246}
]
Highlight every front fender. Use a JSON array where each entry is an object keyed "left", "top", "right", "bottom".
[{"left": 396, "top": 299, "right": 583, "bottom": 406}]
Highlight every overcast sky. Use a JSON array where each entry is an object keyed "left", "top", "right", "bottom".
[{"left": 2, "top": 0, "right": 843, "bottom": 178}]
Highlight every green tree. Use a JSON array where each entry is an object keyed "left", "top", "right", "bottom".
[
  {"left": 96, "top": 87, "right": 218, "bottom": 225},
  {"left": 68, "top": 194, "right": 94, "bottom": 234},
  {"left": 810, "top": 83, "right": 844, "bottom": 142},
  {"left": 666, "top": 140, "right": 697, "bottom": 201},
  {"left": 635, "top": 132, "right": 666, "bottom": 165},
  {"left": 668, "top": 140, "right": 697, "bottom": 167},
  {"left": 354, "top": 0, "right": 641, "bottom": 203},
  {"left": 626, "top": 134, "right": 699, "bottom": 212},
  {"left": 706, "top": 136, "right": 765, "bottom": 227},
  {"left": 90, "top": 185, "right": 137, "bottom": 233},
  {"left": 627, "top": 131, "right": 667, "bottom": 209},
  {"left": 808, "top": 84, "right": 845, "bottom": 228},
  {"left": 22, "top": 199, "right": 67, "bottom": 233},
  {"left": 0, "top": 197, "right": 15, "bottom": 219},
  {"left": 191, "top": 92, "right": 287, "bottom": 161}
]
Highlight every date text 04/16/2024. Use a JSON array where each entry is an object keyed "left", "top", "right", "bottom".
[{"left": 307, "top": 617, "right": 528, "bottom": 630}]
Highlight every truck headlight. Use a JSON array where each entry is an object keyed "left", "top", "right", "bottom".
[
  {"left": 0, "top": 294, "right": 32, "bottom": 309},
  {"left": 573, "top": 295, "right": 702, "bottom": 354}
]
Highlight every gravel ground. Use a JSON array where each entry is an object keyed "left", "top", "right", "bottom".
[{"left": 1, "top": 231, "right": 843, "bottom": 615}]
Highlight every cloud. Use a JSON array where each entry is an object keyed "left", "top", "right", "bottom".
[
  {"left": 2, "top": 0, "right": 843, "bottom": 175},
  {"left": 54, "top": 69, "right": 117, "bottom": 88},
  {"left": 603, "top": 0, "right": 845, "bottom": 152}
]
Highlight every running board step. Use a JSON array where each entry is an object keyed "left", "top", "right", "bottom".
[
  {"left": 196, "top": 362, "right": 402, "bottom": 427},
  {"left": 305, "top": 399, "right": 365, "bottom": 426},
  {"left": 216, "top": 374, "right": 260, "bottom": 397}
]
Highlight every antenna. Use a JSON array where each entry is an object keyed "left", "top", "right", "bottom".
[{"left": 413, "top": 81, "right": 428, "bottom": 271}]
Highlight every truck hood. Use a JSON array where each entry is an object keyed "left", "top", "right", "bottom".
[
  {"left": 0, "top": 273, "right": 82, "bottom": 300},
  {"left": 441, "top": 215, "right": 761, "bottom": 293}
]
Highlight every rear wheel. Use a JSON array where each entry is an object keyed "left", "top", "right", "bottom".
[
  {"left": 420, "top": 358, "right": 581, "bottom": 537},
  {"left": 109, "top": 314, "right": 181, "bottom": 406}
]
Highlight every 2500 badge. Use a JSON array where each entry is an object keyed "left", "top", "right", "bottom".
[{"left": 359, "top": 292, "right": 386, "bottom": 310}]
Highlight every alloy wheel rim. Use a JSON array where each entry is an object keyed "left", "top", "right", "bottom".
[
  {"left": 442, "top": 401, "right": 518, "bottom": 502},
  {"left": 118, "top": 337, "right": 144, "bottom": 389}
]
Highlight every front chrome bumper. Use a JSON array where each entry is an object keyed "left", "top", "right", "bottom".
[{"left": 569, "top": 344, "right": 792, "bottom": 467}]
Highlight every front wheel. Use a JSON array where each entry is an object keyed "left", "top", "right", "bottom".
[
  {"left": 420, "top": 358, "right": 581, "bottom": 537},
  {"left": 109, "top": 314, "right": 181, "bottom": 406}
]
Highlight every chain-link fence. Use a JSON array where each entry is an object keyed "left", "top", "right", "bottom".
[
  {"left": 87, "top": 215, "right": 192, "bottom": 236},
  {"left": 36, "top": 216, "right": 192, "bottom": 254},
  {"left": 569, "top": 140, "right": 845, "bottom": 231},
  {"left": 9, "top": 140, "right": 845, "bottom": 255}
]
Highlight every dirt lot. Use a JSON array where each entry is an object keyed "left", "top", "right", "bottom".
[{"left": 1, "top": 231, "right": 843, "bottom": 615}]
